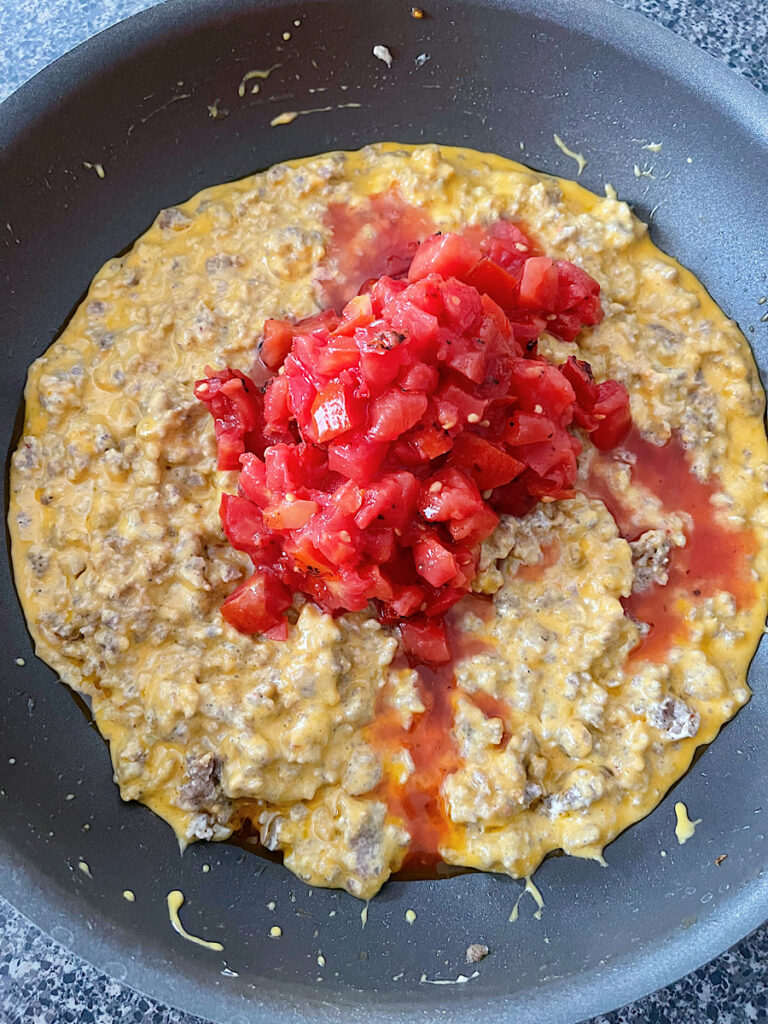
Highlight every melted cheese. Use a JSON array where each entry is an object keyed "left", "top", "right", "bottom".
[
  {"left": 8, "top": 143, "right": 768, "bottom": 898},
  {"left": 420, "top": 971, "right": 480, "bottom": 985},
  {"left": 553, "top": 133, "right": 587, "bottom": 176},
  {"left": 674, "top": 801, "right": 701, "bottom": 844},
  {"left": 237, "top": 65, "right": 282, "bottom": 98},
  {"left": 166, "top": 890, "right": 223, "bottom": 951},
  {"left": 509, "top": 876, "right": 545, "bottom": 922}
]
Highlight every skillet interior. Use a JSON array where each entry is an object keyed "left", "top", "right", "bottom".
[{"left": 1, "top": 1, "right": 767, "bottom": 1021}]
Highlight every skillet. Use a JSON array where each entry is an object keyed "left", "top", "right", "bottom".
[{"left": 1, "top": 1, "right": 767, "bottom": 1021}]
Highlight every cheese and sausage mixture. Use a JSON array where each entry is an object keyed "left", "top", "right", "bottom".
[{"left": 10, "top": 144, "right": 768, "bottom": 899}]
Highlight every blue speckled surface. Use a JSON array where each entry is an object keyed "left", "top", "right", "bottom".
[{"left": 1, "top": 1, "right": 767, "bottom": 1021}]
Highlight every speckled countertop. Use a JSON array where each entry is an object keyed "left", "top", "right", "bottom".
[{"left": 1, "top": 1, "right": 767, "bottom": 1022}]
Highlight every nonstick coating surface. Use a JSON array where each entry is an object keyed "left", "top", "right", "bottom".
[{"left": 1, "top": 1, "right": 767, "bottom": 1021}]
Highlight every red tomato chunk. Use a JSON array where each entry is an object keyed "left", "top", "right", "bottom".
[{"left": 195, "top": 224, "right": 630, "bottom": 654}]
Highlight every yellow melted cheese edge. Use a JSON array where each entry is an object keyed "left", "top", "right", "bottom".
[{"left": 9, "top": 143, "right": 768, "bottom": 887}]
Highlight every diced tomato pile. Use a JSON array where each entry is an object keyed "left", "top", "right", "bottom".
[{"left": 195, "top": 223, "right": 631, "bottom": 660}]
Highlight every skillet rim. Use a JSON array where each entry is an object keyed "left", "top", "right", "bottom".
[{"left": 1, "top": 1, "right": 767, "bottom": 1022}]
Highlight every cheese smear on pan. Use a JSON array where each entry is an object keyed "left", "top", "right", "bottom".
[
  {"left": 674, "top": 802, "right": 701, "bottom": 845},
  {"left": 167, "top": 890, "right": 223, "bottom": 951}
]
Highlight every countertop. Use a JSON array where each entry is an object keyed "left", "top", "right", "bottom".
[{"left": 1, "top": 0, "right": 767, "bottom": 1022}]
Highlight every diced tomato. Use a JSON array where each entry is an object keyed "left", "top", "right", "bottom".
[
  {"left": 394, "top": 421, "right": 454, "bottom": 463},
  {"left": 284, "top": 358, "right": 317, "bottom": 432},
  {"left": 261, "top": 319, "right": 295, "bottom": 371},
  {"left": 264, "top": 620, "right": 289, "bottom": 642},
  {"left": 561, "top": 356, "right": 631, "bottom": 448},
  {"left": 263, "top": 498, "right": 319, "bottom": 531},
  {"left": 447, "top": 503, "right": 499, "bottom": 545},
  {"left": 311, "top": 377, "right": 361, "bottom": 443},
  {"left": 508, "top": 361, "right": 574, "bottom": 423},
  {"left": 315, "top": 336, "right": 361, "bottom": 376},
  {"left": 555, "top": 260, "right": 596, "bottom": 309},
  {"left": 591, "top": 380, "right": 632, "bottom": 449},
  {"left": 219, "top": 494, "right": 275, "bottom": 557},
  {"left": 361, "top": 564, "right": 396, "bottom": 601},
  {"left": 218, "top": 375, "right": 260, "bottom": 430},
  {"left": 408, "top": 233, "right": 482, "bottom": 283},
  {"left": 399, "top": 617, "right": 450, "bottom": 664},
  {"left": 546, "top": 309, "right": 583, "bottom": 343},
  {"left": 464, "top": 257, "right": 519, "bottom": 310},
  {"left": 438, "top": 278, "right": 485, "bottom": 334},
  {"left": 519, "top": 256, "right": 559, "bottom": 310},
  {"left": 263, "top": 373, "right": 292, "bottom": 436},
  {"left": 319, "top": 566, "right": 371, "bottom": 612},
  {"left": 509, "top": 314, "right": 548, "bottom": 346},
  {"left": 422, "top": 585, "right": 465, "bottom": 618},
  {"left": 286, "top": 534, "right": 332, "bottom": 575},
  {"left": 360, "top": 350, "right": 403, "bottom": 392},
  {"left": 548, "top": 261, "right": 604, "bottom": 341},
  {"left": 214, "top": 430, "right": 246, "bottom": 471},
  {"left": 332, "top": 293, "right": 375, "bottom": 336},
  {"left": 289, "top": 333, "right": 328, "bottom": 390},
  {"left": 492, "top": 476, "right": 539, "bottom": 518},
  {"left": 194, "top": 368, "right": 264, "bottom": 470},
  {"left": 296, "top": 308, "right": 342, "bottom": 335},
  {"left": 419, "top": 468, "right": 484, "bottom": 523},
  {"left": 368, "top": 275, "right": 409, "bottom": 315},
  {"left": 413, "top": 533, "right": 458, "bottom": 587},
  {"left": 368, "top": 390, "right": 428, "bottom": 442},
  {"left": 521, "top": 435, "right": 577, "bottom": 487},
  {"left": 332, "top": 479, "right": 364, "bottom": 515},
  {"left": 450, "top": 433, "right": 525, "bottom": 490},
  {"left": 220, "top": 570, "right": 293, "bottom": 635},
  {"left": 384, "top": 583, "right": 426, "bottom": 618},
  {"left": 398, "top": 362, "right": 439, "bottom": 393},
  {"left": 197, "top": 226, "right": 629, "bottom": 648},
  {"left": 310, "top": 511, "right": 358, "bottom": 566},
  {"left": 354, "top": 472, "right": 420, "bottom": 530},
  {"left": 356, "top": 324, "right": 406, "bottom": 390},
  {"left": 507, "top": 410, "right": 557, "bottom": 446},
  {"left": 437, "top": 383, "right": 487, "bottom": 423},
  {"left": 264, "top": 443, "right": 327, "bottom": 493},
  {"left": 238, "top": 452, "right": 270, "bottom": 506},
  {"left": 387, "top": 298, "right": 440, "bottom": 350},
  {"left": 327, "top": 437, "right": 387, "bottom": 482},
  {"left": 480, "top": 292, "right": 512, "bottom": 337},
  {"left": 482, "top": 220, "right": 538, "bottom": 266},
  {"left": 363, "top": 526, "right": 396, "bottom": 563},
  {"left": 559, "top": 356, "right": 596, "bottom": 410}
]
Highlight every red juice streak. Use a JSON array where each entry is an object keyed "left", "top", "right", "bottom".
[
  {"left": 514, "top": 538, "right": 561, "bottom": 582},
  {"left": 312, "top": 193, "right": 478, "bottom": 865},
  {"left": 367, "top": 599, "right": 495, "bottom": 868},
  {"left": 584, "top": 428, "right": 756, "bottom": 663},
  {"left": 315, "top": 188, "right": 434, "bottom": 311},
  {"left": 451, "top": 599, "right": 512, "bottom": 742},
  {"left": 368, "top": 654, "right": 458, "bottom": 868},
  {"left": 318, "top": 211, "right": 540, "bottom": 313}
]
